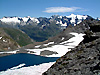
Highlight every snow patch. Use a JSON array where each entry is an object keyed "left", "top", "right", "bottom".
[
  {"left": 35, "top": 45, "right": 41, "bottom": 48},
  {"left": 61, "top": 37, "right": 64, "bottom": 40},
  {"left": 61, "top": 22, "right": 67, "bottom": 26},
  {"left": 0, "top": 37, "right": 2, "bottom": 39},
  {"left": 10, "top": 64, "right": 25, "bottom": 70},
  {"left": 0, "top": 50, "right": 19, "bottom": 54},
  {"left": 3, "top": 39, "right": 7, "bottom": 42},
  {"left": 31, "top": 18, "right": 40, "bottom": 23},
  {"left": 43, "top": 42, "right": 54, "bottom": 46},
  {"left": 0, "top": 62, "right": 55, "bottom": 75},
  {"left": 27, "top": 32, "right": 85, "bottom": 57}
]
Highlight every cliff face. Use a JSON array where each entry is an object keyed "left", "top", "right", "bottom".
[{"left": 43, "top": 20, "right": 100, "bottom": 75}]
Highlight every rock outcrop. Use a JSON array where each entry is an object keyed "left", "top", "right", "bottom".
[{"left": 43, "top": 19, "right": 100, "bottom": 75}]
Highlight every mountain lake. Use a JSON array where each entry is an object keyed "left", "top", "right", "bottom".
[{"left": 0, "top": 53, "right": 59, "bottom": 71}]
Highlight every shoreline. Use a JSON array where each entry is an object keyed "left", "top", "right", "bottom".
[
  {"left": 0, "top": 50, "right": 56, "bottom": 57},
  {"left": 0, "top": 50, "right": 33, "bottom": 57},
  {"left": 0, "top": 62, "right": 55, "bottom": 75}
]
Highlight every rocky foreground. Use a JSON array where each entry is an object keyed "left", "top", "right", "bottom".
[{"left": 43, "top": 19, "right": 100, "bottom": 75}]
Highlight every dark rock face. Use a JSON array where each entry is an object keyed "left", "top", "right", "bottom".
[{"left": 42, "top": 20, "right": 100, "bottom": 75}]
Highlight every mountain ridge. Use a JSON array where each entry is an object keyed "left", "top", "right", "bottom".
[
  {"left": 0, "top": 14, "right": 93, "bottom": 42},
  {"left": 0, "top": 14, "right": 89, "bottom": 27},
  {"left": 42, "top": 19, "right": 100, "bottom": 75},
  {"left": 0, "top": 27, "right": 34, "bottom": 51}
]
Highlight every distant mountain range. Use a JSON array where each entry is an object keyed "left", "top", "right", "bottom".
[
  {"left": 0, "top": 15, "right": 99, "bottom": 41},
  {"left": 0, "top": 14, "right": 93, "bottom": 42},
  {"left": 0, "top": 14, "right": 91, "bottom": 28}
]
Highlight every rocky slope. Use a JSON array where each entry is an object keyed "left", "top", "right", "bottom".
[
  {"left": 3, "top": 28, "right": 34, "bottom": 46},
  {"left": 0, "top": 27, "right": 34, "bottom": 51},
  {"left": 42, "top": 19, "right": 100, "bottom": 75},
  {"left": 0, "top": 28, "right": 19, "bottom": 51},
  {"left": 0, "top": 14, "right": 88, "bottom": 27}
]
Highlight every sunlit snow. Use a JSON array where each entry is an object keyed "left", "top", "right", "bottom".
[
  {"left": 0, "top": 50, "right": 19, "bottom": 54},
  {"left": 35, "top": 45, "right": 41, "bottom": 48},
  {"left": 3, "top": 40, "right": 7, "bottom": 42},
  {"left": 66, "top": 14, "right": 87, "bottom": 26},
  {"left": 0, "top": 62, "right": 55, "bottom": 75},
  {"left": 0, "top": 17, "right": 20, "bottom": 23},
  {"left": 27, "top": 32, "right": 85, "bottom": 57},
  {"left": 43, "top": 42, "right": 54, "bottom": 46},
  {"left": 0, "top": 37, "right": 2, "bottom": 39}
]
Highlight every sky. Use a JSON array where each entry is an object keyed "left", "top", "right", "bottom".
[{"left": 0, "top": 0, "right": 100, "bottom": 18}]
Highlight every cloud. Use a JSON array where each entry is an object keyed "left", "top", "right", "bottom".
[{"left": 43, "top": 7, "right": 84, "bottom": 13}]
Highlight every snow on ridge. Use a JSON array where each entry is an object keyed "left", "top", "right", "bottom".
[
  {"left": 66, "top": 14, "right": 87, "bottom": 25},
  {"left": 31, "top": 18, "right": 40, "bottom": 23},
  {"left": 56, "top": 20, "right": 67, "bottom": 27},
  {"left": 0, "top": 16, "right": 40, "bottom": 24},
  {"left": 66, "top": 14, "right": 87, "bottom": 19},
  {"left": 0, "top": 62, "right": 55, "bottom": 75},
  {"left": 27, "top": 32, "right": 85, "bottom": 57},
  {"left": 0, "top": 17, "right": 20, "bottom": 23},
  {"left": 61, "top": 22, "right": 67, "bottom": 26},
  {"left": 22, "top": 17, "right": 29, "bottom": 22}
]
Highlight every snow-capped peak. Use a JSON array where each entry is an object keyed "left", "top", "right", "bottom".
[
  {"left": 0, "top": 17, "right": 20, "bottom": 23},
  {"left": 22, "top": 17, "right": 29, "bottom": 22},
  {"left": 66, "top": 14, "right": 88, "bottom": 25},
  {"left": 66, "top": 14, "right": 87, "bottom": 19},
  {"left": 0, "top": 16, "right": 40, "bottom": 24}
]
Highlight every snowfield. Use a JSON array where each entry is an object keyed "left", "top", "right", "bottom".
[
  {"left": 0, "top": 32, "right": 85, "bottom": 75},
  {"left": 27, "top": 32, "right": 85, "bottom": 57},
  {"left": 0, "top": 62, "right": 55, "bottom": 75}
]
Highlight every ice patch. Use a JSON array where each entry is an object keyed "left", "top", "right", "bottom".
[{"left": 0, "top": 62, "right": 55, "bottom": 75}]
